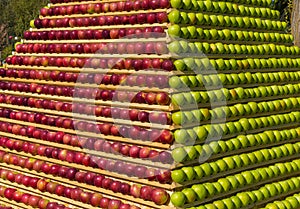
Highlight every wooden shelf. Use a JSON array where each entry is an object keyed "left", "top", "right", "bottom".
[
  {"left": 0, "top": 163, "right": 168, "bottom": 209},
  {"left": 0, "top": 147, "right": 173, "bottom": 190}
]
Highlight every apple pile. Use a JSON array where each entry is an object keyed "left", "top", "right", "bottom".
[{"left": 1, "top": 0, "right": 300, "bottom": 207}]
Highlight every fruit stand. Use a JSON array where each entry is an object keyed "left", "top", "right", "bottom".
[{"left": 0, "top": 0, "right": 300, "bottom": 208}]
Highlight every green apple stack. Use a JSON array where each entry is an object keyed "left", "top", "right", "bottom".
[
  {"left": 0, "top": 0, "right": 300, "bottom": 208},
  {"left": 168, "top": 0, "right": 300, "bottom": 208}
]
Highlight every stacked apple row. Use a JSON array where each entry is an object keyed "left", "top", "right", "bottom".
[
  {"left": 171, "top": 83, "right": 300, "bottom": 106},
  {"left": 168, "top": 9, "right": 286, "bottom": 31},
  {"left": 6, "top": 56, "right": 172, "bottom": 72},
  {"left": 172, "top": 97, "right": 300, "bottom": 126},
  {"left": 0, "top": 80, "right": 172, "bottom": 106},
  {"left": 0, "top": 107, "right": 173, "bottom": 161},
  {"left": 171, "top": 154, "right": 300, "bottom": 207},
  {"left": 3, "top": 68, "right": 300, "bottom": 90},
  {"left": 34, "top": 11, "right": 168, "bottom": 29},
  {"left": 41, "top": 0, "right": 170, "bottom": 17},
  {"left": 170, "top": 0, "right": 279, "bottom": 18},
  {"left": 0, "top": 146, "right": 170, "bottom": 207},
  {"left": 168, "top": 26, "right": 293, "bottom": 43},
  {"left": 172, "top": 110, "right": 300, "bottom": 145},
  {"left": 172, "top": 126, "right": 300, "bottom": 170},
  {"left": 192, "top": 175, "right": 300, "bottom": 209},
  {"left": 174, "top": 58, "right": 300, "bottom": 72},
  {"left": 169, "top": 71, "right": 300, "bottom": 89},
  {"left": 15, "top": 41, "right": 169, "bottom": 55},
  {"left": 0, "top": 166, "right": 155, "bottom": 208},
  {"left": 0, "top": 183, "right": 71, "bottom": 209},
  {"left": 0, "top": 91, "right": 171, "bottom": 126},
  {"left": 1, "top": 68, "right": 170, "bottom": 88},
  {"left": 23, "top": 26, "right": 166, "bottom": 40},
  {"left": 168, "top": 40, "right": 299, "bottom": 55},
  {"left": 261, "top": 193, "right": 300, "bottom": 209}
]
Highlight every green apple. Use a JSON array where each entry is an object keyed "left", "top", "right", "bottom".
[
  {"left": 248, "top": 152, "right": 258, "bottom": 164},
  {"left": 180, "top": 12, "right": 189, "bottom": 24},
  {"left": 218, "top": 178, "right": 231, "bottom": 192},
  {"left": 204, "top": 183, "right": 216, "bottom": 196},
  {"left": 223, "top": 156, "right": 235, "bottom": 170},
  {"left": 192, "top": 184, "right": 207, "bottom": 201},
  {"left": 259, "top": 187, "right": 270, "bottom": 199},
  {"left": 232, "top": 155, "right": 243, "bottom": 168},
  {"left": 230, "top": 196, "right": 242, "bottom": 208},
  {"left": 216, "top": 159, "right": 228, "bottom": 172},
  {"left": 252, "top": 170, "right": 262, "bottom": 182},
  {"left": 171, "top": 192, "right": 186, "bottom": 207},
  {"left": 182, "top": 188, "right": 197, "bottom": 203},
  {"left": 242, "top": 171, "right": 255, "bottom": 184},
  {"left": 286, "top": 196, "right": 299, "bottom": 208},
  {"left": 213, "top": 200, "right": 226, "bottom": 209},
  {"left": 193, "top": 126, "right": 208, "bottom": 141},
  {"left": 265, "top": 184, "right": 278, "bottom": 197},
  {"left": 172, "top": 169, "right": 187, "bottom": 183},
  {"left": 182, "top": 167, "right": 196, "bottom": 181},
  {"left": 279, "top": 181, "right": 290, "bottom": 193},
  {"left": 201, "top": 162, "right": 213, "bottom": 176},
  {"left": 230, "top": 138, "right": 242, "bottom": 150},
  {"left": 265, "top": 167, "right": 275, "bottom": 178},
  {"left": 227, "top": 176, "right": 239, "bottom": 189},
  {"left": 246, "top": 191, "right": 257, "bottom": 202},
  {"left": 174, "top": 59, "right": 186, "bottom": 71},
  {"left": 252, "top": 190, "right": 264, "bottom": 202},
  {"left": 184, "top": 146, "right": 198, "bottom": 160},
  {"left": 170, "top": 0, "right": 183, "bottom": 8},
  {"left": 237, "top": 193, "right": 251, "bottom": 207},
  {"left": 240, "top": 154, "right": 250, "bottom": 166},
  {"left": 168, "top": 10, "right": 181, "bottom": 23},
  {"left": 194, "top": 165, "right": 204, "bottom": 178},
  {"left": 168, "top": 24, "right": 181, "bottom": 38},
  {"left": 168, "top": 41, "right": 182, "bottom": 53},
  {"left": 196, "top": 13, "right": 204, "bottom": 24},
  {"left": 172, "top": 147, "right": 187, "bottom": 162},
  {"left": 253, "top": 150, "right": 264, "bottom": 163},
  {"left": 212, "top": 182, "right": 223, "bottom": 194},
  {"left": 205, "top": 204, "right": 217, "bottom": 209}
]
